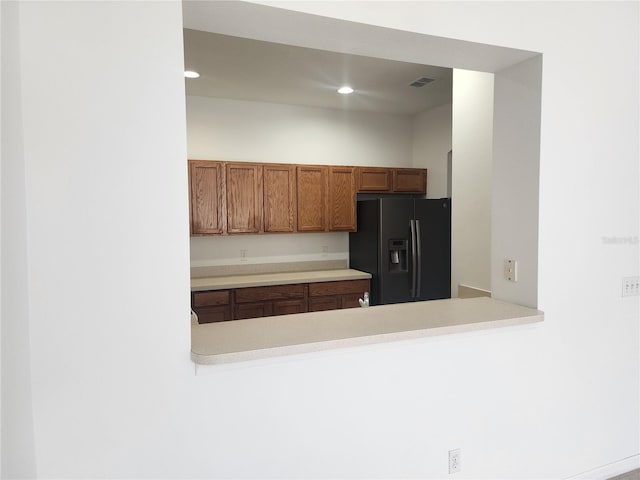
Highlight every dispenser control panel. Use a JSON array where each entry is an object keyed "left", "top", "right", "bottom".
[{"left": 388, "top": 239, "right": 408, "bottom": 272}]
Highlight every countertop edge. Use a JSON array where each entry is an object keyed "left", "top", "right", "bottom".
[
  {"left": 191, "top": 299, "right": 544, "bottom": 365},
  {"left": 191, "top": 269, "right": 372, "bottom": 291}
]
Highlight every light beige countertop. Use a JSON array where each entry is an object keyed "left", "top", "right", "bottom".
[
  {"left": 191, "top": 297, "right": 543, "bottom": 365},
  {"left": 191, "top": 268, "right": 372, "bottom": 291}
]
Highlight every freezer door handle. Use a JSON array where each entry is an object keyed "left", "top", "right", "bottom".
[
  {"left": 415, "top": 219, "right": 422, "bottom": 299},
  {"left": 410, "top": 219, "right": 417, "bottom": 298}
]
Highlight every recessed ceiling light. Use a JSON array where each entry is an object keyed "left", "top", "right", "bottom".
[
  {"left": 337, "top": 86, "right": 354, "bottom": 94},
  {"left": 184, "top": 70, "right": 200, "bottom": 79}
]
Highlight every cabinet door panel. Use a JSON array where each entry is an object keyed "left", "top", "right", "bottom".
[
  {"left": 272, "top": 299, "right": 307, "bottom": 316},
  {"left": 227, "top": 163, "right": 263, "bottom": 233},
  {"left": 357, "top": 167, "right": 391, "bottom": 192},
  {"left": 340, "top": 294, "right": 362, "bottom": 310},
  {"left": 297, "top": 166, "right": 327, "bottom": 232},
  {"left": 195, "top": 306, "right": 232, "bottom": 323},
  {"left": 234, "top": 302, "right": 273, "bottom": 320},
  {"left": 189, "top": 161, "right": 226, "bottom": 235},
  {"left": 328, "top": 166, "right": 356, "bottom": 231},
  {"left": 308, "top": 296, "right": 339, "bottom": 312},
  {"left": 392, "top": 168, "right": 427, "bottom": 194},
  {"left": 264, "top": 164, "right": 296, "bottom": 233}
]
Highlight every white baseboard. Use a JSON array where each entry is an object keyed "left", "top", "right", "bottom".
[{"left": 565, "top": 455, "right": 640, "bottom": 480}]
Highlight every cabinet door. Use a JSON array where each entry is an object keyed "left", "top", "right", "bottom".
[
  {"left": 272, "top": 299, "right": 307, "bottom": 316},
  {"left": 308, "top": 296, "right": 339, "bottom": 312},
  {"left": 308, "top": 279, "right": 370, "bottom": 311},
  {"left": 264, "top": 164, "right": 296, "bottom": 233},
  {"left": 392, "top": 168, "right": 427, "bottom": 194},
  {"left": 189, "top": 160, "right": 226, "bottom": 235},
  {"left": 191, "top": 289, "right": 232, "bottom": 324},
  {"left": 226, "top": 163, "right": 263, "bottom": 234},
  {"left": 234, "top": 302, "right": 273, "bottom": 320},
  {"left": 356, "top": 167, "right": 391, "bottom": 192},
  {"left": 296, "top": 165, "right": 328, "bottom": 232},
  {"left": 195, "top": 306, "right": 232, "bottom": 323},
  {"left": 339, "top": 294, "right": 362, "bottom": 310},
  {"left": 328, "top": 166, "right": 356, "bottom": 231}
]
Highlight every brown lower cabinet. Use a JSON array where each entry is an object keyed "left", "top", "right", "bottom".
[
  {"left": 308, "top": 279, "right": 370, "bottom": 312},
  {"left": 234, "top": 284, "right": 308, "bottom": 320},
  {"left": 191, "top": 278, "right": 370, "bottom": 323},
  {"left": 192, "top": 290, "right": 232, "bottom": 323}
]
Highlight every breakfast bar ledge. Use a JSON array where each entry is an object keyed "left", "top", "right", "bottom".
[{"left": 191, "top": 297, "right": 543, "bottom": 365}]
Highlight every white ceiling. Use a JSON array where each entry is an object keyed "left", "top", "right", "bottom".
[{"left": 183, "top": 29, "right": 453, "bottom": 116}]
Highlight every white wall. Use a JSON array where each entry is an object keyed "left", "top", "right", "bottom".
[
  {"left": 491, "top": 55, "right": 542, "bottom": 307},
  {"left": 187, "top": 95, "right": 414, "bottom": 266},
  {"left": 1, "top": 1, "right": 37, "bottom": 477},
  {"left": 2, "top": 2, "right": 638, "bottom": 479},
  {"left": 411, "top": 102, "right": 452, "bottom": 199},
  {"left": 187, "top": 95, "right": 413, "bottom": 166},
  {"left": 451, "top": 70, "right": 494, "bottom": 295},
  {"left": 3, "top": 1, "right": 192, "bottom": 476}
]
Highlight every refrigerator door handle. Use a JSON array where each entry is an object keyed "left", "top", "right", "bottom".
[
  {"left": 415, "top": 219, "right": 422, "bottom": 299},
  {"left": 410, "top": 219, "right": 417, "bottom": 298}
]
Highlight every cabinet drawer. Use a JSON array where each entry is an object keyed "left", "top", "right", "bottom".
[
  {"left": 309, "top": 279, "right": 370, "bottom": 297},
  {"left": 192, "top": 290, "right": 230, "bottom": 307},
  {"left": 235, "top": 284, "right": 306, "bottom": 303}
]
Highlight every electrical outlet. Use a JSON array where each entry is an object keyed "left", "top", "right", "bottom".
[
  {"left": 449, "top": 449, "right": 461, "bottom": 474},
  {"left": 504, "top": 259, "right": 518, "bottom": 282},
  {"left": 622, "top": 276, "right": 639, "bottom": 297},
  {"left": 322, "top": 245, "right": 329, "bottom": 257},
  {"left": 240, "top": 249, "right": 248, "bottom": 262}
]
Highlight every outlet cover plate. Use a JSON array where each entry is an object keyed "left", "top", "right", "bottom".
[
  {"left": 449, "top": 449, "right": 461, "bottom": 474},
  {"left": 504, "top": 259, "right": 518, "bottom": 282},
  {"left": 622, "top": 276, "right": 639, "bottom": 297}
]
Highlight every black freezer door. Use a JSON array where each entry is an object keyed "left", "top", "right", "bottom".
[{"left": 414, "top": 198, "right": 451, "bottom": 300}]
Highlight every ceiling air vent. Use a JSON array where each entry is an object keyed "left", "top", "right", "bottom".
[{"left": 409, "top": 77, "right": 435, "bottom": 87}]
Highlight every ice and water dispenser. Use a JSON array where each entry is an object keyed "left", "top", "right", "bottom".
[{"left": 388, "top": 239, "right": 408, "bottom": 272}]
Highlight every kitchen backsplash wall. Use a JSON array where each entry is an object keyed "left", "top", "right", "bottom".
[
  {"left": 190, "top": 232, "right": 349, "bottom": 268},
  {"left": 186, "top": 95, "right": 450, "bottom": 269}
]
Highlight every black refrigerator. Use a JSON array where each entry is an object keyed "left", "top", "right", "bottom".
[{"left": 349, "top": 198, "right": 451, "bottom": 305}]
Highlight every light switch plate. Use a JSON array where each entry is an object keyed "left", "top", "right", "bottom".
[{"left": 504, "top": 259, "right": 518, "bottom": 282}]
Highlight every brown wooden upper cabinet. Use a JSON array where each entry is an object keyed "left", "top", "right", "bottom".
[
  {"left": 226, "top": 163, "right": 263, "bottom": 234},
  {"left": 356, "top": 166, "right": 392, "bottom": 192},
  {"left": 392, "top": 168, "right": 427, "bottom": 193},
  {"left": 355, "top": 166, "right": 427, "bottom": 194},
  {"left": 296, "top": 165, "right": 327, "bottom": 232},
  {"left": 189, "top": 160, "right": 427, "bottom": 236},
  {"left": 189, "top": 160, "right": 226, "bottom": 235},
  {"left": 263, "top": 164, "right": 296, "bottom": 233},
  {"left": 328, "top": 166, "right": 356, "bottom": 231}
]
